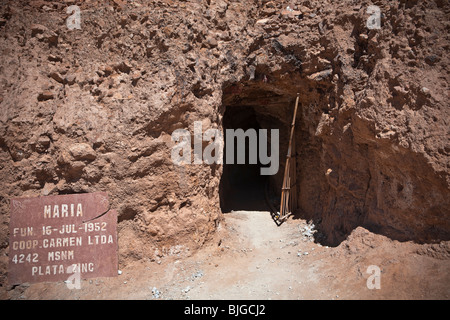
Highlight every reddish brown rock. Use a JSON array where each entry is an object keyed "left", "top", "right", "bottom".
[{"left": 0, "top": 0, "right": 448, "bottom": 291}]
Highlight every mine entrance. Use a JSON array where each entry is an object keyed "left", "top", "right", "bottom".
[
  {"left": 219, "top": 105, "right": 269, "bottom": 212},
  {"left": 218, "top": 82, "right": 300, "bottom": 219}
]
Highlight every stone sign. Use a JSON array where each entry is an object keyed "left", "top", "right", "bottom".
[{"left": 8, "top": 192, "right": 117, "bottom": 285}]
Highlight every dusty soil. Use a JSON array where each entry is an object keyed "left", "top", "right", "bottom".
[{"left": 4, "top": 211, "right": 449, "bottom": 300}]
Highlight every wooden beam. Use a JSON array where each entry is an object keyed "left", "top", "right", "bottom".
[{"left": 278, "top": 93, "right": 300, "bottom": 222}]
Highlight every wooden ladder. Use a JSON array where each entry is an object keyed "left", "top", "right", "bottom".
[{"left": 277, "top": 93, "right": 299, "bottom": 222}]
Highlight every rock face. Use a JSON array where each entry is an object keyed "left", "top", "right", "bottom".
[{"left": 0, "top": 0, "right": 449, "bottom": 279}]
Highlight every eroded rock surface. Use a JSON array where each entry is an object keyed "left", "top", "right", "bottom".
[{"left": 0, "top": 0, "right": 448, "bottom": 286}]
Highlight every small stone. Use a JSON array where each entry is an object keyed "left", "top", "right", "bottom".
[
  {"left": 404, "top": 46, "right": 415, "bottom": 59},
  {"left": 281, "top": 9, "right": 303, "bottom": 19},
  {"left": 31, "top": 24, "right": 47, "bottom": 37},
  {"left": 308, "top": 69, "right": 333, "bottom": 81},
  {"left": 366, "top": 96, "right": 376, "bottom": 105},
  {"left": 115, "top": 61, "right": 132, "bottom": 74},
  {"left": 65, "top": 74, "right": 77, "bottom": 85},
  {"left": 41, "top": 182, "right": 56, "bottom": 196},
  {"left": 359, "top": 33, "right": 368, "bottom": 41},
  {"left": 37, "top": 91, "right": 54, "bottom": 101},
  {"left": 424, "top": 55, "right": 439, "bottom": 66},
  {"left": 256, "top": 18, "right": 270, "bottom": 25},
  {"left": 421, "top": 87, "right": 430, "bottom": 95},
  {"left": 48, "top": 54, "right": 63, "bottom": 62},
  {"left": 191, "top": 270, "right": 204, "bottom": 279},
  {"left": 46, "top": 33, "right": 58, "bottom": 46},
  {"left": 104, "top": 66, "right": 114, "bottom": 76},
  {"left": 68, "top": 143, "right": 96, "bottom": 161},
  {"left": 131, "top": 72, "right": 141, "bottom": 86},
  {"left": 37, "top": 135, "right": 51, "bottom": 148},
  {"left": 49, "top": 72, "right": 64, "bottom": 84},
  {"left": 393, "top": 86, "right": 407, "bottom": 94},
  {"left": 205, "top": 36, "right": 218, "bottom": 48},
  {"left": 118, "top": 270, "right": 122, "bottom": 275},
  {"left": 151, "top": 287, "right": 161, "bottom": 299}
]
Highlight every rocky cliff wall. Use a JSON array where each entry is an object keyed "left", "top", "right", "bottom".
[{"left": 0, "top": 0, "right": 448, "bottom": 283}]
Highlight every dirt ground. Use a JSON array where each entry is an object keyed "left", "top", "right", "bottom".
[{"left": 4, "top": 211, "right": 449, "bottom": 300}]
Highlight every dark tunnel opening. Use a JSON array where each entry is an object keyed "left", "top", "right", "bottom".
[
  {"left": 218, "top": 84, "right": 295, "bottom": 214},
  {"left": 219, "top": 105, "right": 270, "bottom": 213}
]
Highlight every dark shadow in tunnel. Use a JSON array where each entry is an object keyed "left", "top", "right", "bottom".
[
  {"left": 220, "top": 163, "right": 269, "bottom": 212},
  {"left": 219, "top": 105, "right": 270, "bottom": 213}
]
